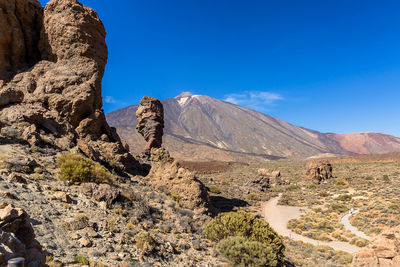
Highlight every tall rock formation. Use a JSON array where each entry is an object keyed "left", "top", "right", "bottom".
[
  {"left": 136, "top": 96, "right": 164, "bottom": 155},
  {"left": 305, "top": 160, "right": 333, "bottom": 184},
  {"left": 0, "top": 0, "right": 140, "bottom": 173}
]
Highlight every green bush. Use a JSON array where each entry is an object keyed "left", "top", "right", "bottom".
[
  {"left": 388, "top": 204, "right": 399, "bottom": 211},
  {"left": 208, "top": 185, "right": 221, "bottom": 194},
  {"left": 287, "top": 184, "right": 300, "bottom": 191},
  {"left": 57, "top": 153, "right": 112, "bottom": 184},
  {"left": 203, "top": 211, "right": 284, "bottom": 264},
  {"left": 336, "top": 180, "right": 347, "bottom": 186},
  {"left": 335, "top": 194, "right": 352, "bottom": 202},
  {"left": 134, "top": 232, "right": 156, "bottom": 253},
  {"left": 331, "top": 203, "right": 348, "bottom": 213},
  {"left": 247, "top": 193, "right": 260, "bottom": 201},
  {"left": 74, "top": 256, "right": 89, "bottom": 265},
  {"left": 217, "top": 236, "right": 278, "bottom": 267},
  {"left": 306, "top": 184, "right": 317, "bottom": 189}
]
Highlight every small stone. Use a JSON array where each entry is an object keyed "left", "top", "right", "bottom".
[
  {"left": 80, "top": 236, "right": 92, "bottom": 247},
  {"left": 87, "top": 229, "right": 100, "bottom": 238},
  {"left": 54, "top": 192, "right": 73, "bottom": 203},
  {"left": 71, "top": 233, "right": 80, "bottom": 240},
  {"left": 8, "top": 173, "right": 27, "bottom": 184},
  {"left": 109, "top": 254, "right": 120, "bottom": 260}
]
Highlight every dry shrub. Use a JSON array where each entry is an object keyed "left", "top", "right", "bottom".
[{"left": 57, "top": 153, "right": 112, "bottom": 184}]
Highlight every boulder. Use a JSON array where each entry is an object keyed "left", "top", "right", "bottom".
[
  {"left": 0, "top": 0, "right": 141, "bottom": 174},
  {"left": 0, "top": 204, "right": 46, "bottom": 266},
  {"left": 146, "top": 148, "right": 213, "bottom": 213},
  {"left": 136, "top": 96, "right": 164, "bottom": 155},
  {"left": 305, "top": 160, "right": 333, "bottom": 184},
  {"left": 352, "top": 226, "right": 400, "bottom": 267},
  {"left": 245, "top": 176, "right": 270, "bottom": 192},
  {"left": 257, "top": 169, "right": 288, "bottom": 186}
]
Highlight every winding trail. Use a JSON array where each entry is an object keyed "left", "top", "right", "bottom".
[
  {"left": 341, "top": 210, "right": 370, "bottom": 241},
  {"left": 262, "top": 194, "right": 361, "bottom": 254}
]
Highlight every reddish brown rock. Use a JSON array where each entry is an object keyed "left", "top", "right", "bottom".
[
  {"left": 305, "top": 159, "right": 333, "bottom": 184},
  {"left": 352, "top": 226, "right": 400, "bottom": 267},
  {"left": 146, "top": 148, "right": 213, "bottom": 213},
  {"left": 0, "top": 0, "right": 141, "bottom": 174},
  {"left": 136, "top": 96, "right": 164, "bottom": 155}
]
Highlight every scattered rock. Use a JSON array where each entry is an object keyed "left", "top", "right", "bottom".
[
  {"left": 54, "top": 192, "right": 72, "bottom": 203},
  {"left": 352, "top": 226, "right": 400, "bottom": 267},
  {"left": 305, "top": 160, "right": 333, "bottom": 184},
  {"left": 246, "top": 169, "right": 289, "bottom": 192},
  {"left": 0, "top": 204, "right": 46, "bottom": 266},
  {"left": 61, "top": 219, "right": 88, "bottom": 231},
  {"left": 80, "top": 236, "right": 92, "bottom": 247},
  {"left": 7, "top": 173, "right": 27, "bottom": 184},
  {"left": 136, "top": 96, "right": 164, "bottom": 155}
]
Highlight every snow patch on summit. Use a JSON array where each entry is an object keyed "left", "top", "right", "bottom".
[{"left": 178, "top": 97, "right": 189, "bottom": 107}]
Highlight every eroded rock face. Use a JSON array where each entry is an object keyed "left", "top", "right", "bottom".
[
  {"left": 352, "top": 226, "right": 400, "bottom": 267},
  {"left": 0, "top": 0, "right": 43, "bottom": 80},
  {"left": 0, "top": 0, "right": 140, "bottom": 174},
  {"left": 0, "top": 204, "right": 46, "bottom": 266},
  {"left": 305, "top": 160, "right": 333, "bottom": 184},
  {"left": 146, "top": 148, "right": 213, "bottom": 213},
  {"left": 136, "top": 96, "right": 164, "bottom": 155}
]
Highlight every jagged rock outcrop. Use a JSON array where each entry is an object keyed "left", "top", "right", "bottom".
[
  {"left": 0, "top": 0, "right": 140, "bottom": 174},
  {"left": 146, "top": 148, "right": 213, "bottom": 213},
  {"left": 352, "top": 226, "right": 400, "bottom": 267},
  {"left": 305, "top": 160, "right": 333, "bottom": 184},
  {"left": 136, "top": 96, "right": 164, "bottom": 155},
  {"left": 0, "top": 204, "right": 46, "bottom": 266},
  {"left": 245, "top": 169, "right": 288, "bottom": 192}
]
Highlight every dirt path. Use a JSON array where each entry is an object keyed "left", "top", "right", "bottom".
[
  {"left": 262, "top": 194, "right": 361, "bottom": 254},
  {"left": 341, "top": 210, "right": 370, "bottom": 241}
]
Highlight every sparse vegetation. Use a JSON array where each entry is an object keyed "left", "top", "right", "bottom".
[
  {"left": 208, "top": 185, "right": 221, "bottom": 194},
  {"left": 246, "top": 193, "right": 260, "bottom": 201},
  {"left": 57, "top": 153, "right": 112, "bottom": 184},
  {"left": 74, "top": 255, "right": 89, "bottom": 265},
  {"left": 134, "top": 232, "right": 156, "bottom": 253}
]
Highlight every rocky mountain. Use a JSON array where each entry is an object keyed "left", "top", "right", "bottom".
[{"left": 107, "top": 92, "right": 400, "bottom": 162}]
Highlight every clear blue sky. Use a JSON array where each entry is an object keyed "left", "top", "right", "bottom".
[{"left": 39, "top": 0, "right": 400, "bottom": 136}]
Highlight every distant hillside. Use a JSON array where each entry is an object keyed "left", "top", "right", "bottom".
[
  {"left": 326, "top": 132, "right": 400, "bottom": 154},
  {"left": 106, "top": 92, "right": 400, "bottom": 162}
]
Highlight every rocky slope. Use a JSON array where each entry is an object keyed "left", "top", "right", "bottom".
[
  {"left": 0, "top": 142, "right": 222, "bottom": 266},
  {"left": 107, "top": 92, "right": 400, "bottom": 162}
]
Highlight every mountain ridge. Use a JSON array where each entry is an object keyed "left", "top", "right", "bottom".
[{"left": 106, "top": 92, "right": 400, "bottom": 161}]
